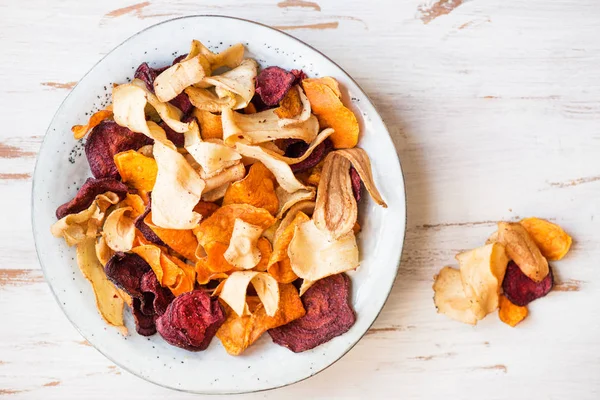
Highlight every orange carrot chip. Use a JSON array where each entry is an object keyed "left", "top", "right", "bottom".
[
  {"left": 193, "top": 108, "right": 223, "bottom": 140},
  {"left": 519, "top": 218, "right": 572, "bottom": 261},
  {"left": 131, "top": 245, "right": 195, "bottom": 296},
  {"left": 498, "top": 294, "right": 528, "bottom": 327},
  {"left": 302, "top": 77, "right": 359, "bottom": 149},
  {"left": 267, "top": 211, "right": 310, "bottom": 283},
  {"left": 72, "top": 109, "right": 113, "bottom": 140},
  {"left": 222, "top": 162, "right": 279, "bottom": 215},
  {"left": 144, "top": 211, "right": 199, "bottom": 261},
  {"left": 275, "top": 86, "right": 303, "bottom": 119},
  {"left": 114, "top": 150, "right": 158, "bottom": 195}
]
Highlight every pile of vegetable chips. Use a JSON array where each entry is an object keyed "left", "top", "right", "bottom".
[{"left": 51, "top": 40, "right": 387, "bottom": 355}]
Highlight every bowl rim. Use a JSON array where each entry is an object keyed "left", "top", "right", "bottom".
[{"left": 31, "top": 14, "right": 407, "bottom": 395}]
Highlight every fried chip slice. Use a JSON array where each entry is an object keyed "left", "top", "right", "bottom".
[
  {"left": 456, "top": 243, "right": 509, "bottom": 320},
  {"left": 302, "top": 77, "right": 359, "bottom": 149},
  {"left": 193, "top": 108, "right": 223, "bottom": 140},
  {"left": 131, "top": 245, "right": 196, "bottom": 296},
  {"left": 303, "top": 77, "right": 342, "bottom": 98},
  {"left": 114, "top": 150, "right": 157, "bottom": 195},
  {"left": 275, "top": 187, "right": 315, "bottom": 219},
  {"left": 222, "top": 162, "right": 279, "bottom": 215},
  {"left": 268, "top": 211, "right": 310, "bottom": 283},
  {"left": 184, "top": 125, "right": 241, "bottom": 176},
  {"left": 497, "top": 222, "right": 549, "bottom": 282},
  {"left": 195, "top": 204, "right": 277, "bottom": 248},
  {"left": 498, "top": 294, "right": 528, "bottom": 327},
  {"left": 288, "top": 219, "right": 359, "bottom": 281},
  {"left": 185, "top": 86, "right": 237, "bottom": 113},
  {"left": 224, "top": 219, "right": 264, "bottom": 270},
  {"left": 203, "top": 162, "right": 246, "bottom": 192},
  {"left": 77, "top": 238, "right": 127, "bottom": 333},
  {"left": 202, "top": 59, "right": 258, "bottom": 110},
  {"left": 275, "top": 85, "right": 303, "bottom": 119},
  {"left": 519, "top": 218, "right": 572, "bottom": 261},
  {"left": 219, "top": 271, "right": 280, "bottom": 317},
  {"left": 95, "top": 236, "right": 114, "bottom": 267},
  {"left": 72, "top": 109, "right": 113, "bottom": 140},
  {"left": 103, "top": 207, "right": 136, "bottom": 252},
  {"left": 154, "top": 53, "right": 211, "bottom": 102},
  {"left": 216, "top": 283, "right": 305, "bottom": 355},
  {"left": 51, "top": 192, "right": 120, "bottom": 246},
  {"left": 189, "top": 40, "right": 245, "bottom": 71},
  {"left": 433, "top": 267, "right": 478, "bottom": 325},
  {"left": 144, "top": 212, "right": 199, "bottom": 261},
  {"left": 194, "top": 201, "right": 220, "bottom": 219}
]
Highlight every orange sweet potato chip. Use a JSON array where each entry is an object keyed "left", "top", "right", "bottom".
[
  {"left": 114, "top": 150, "right": 158, "bottom": 196},
  {"left": 519, "top": 218, "right": 572, "bottom": 261},
  {"left": 194, "top": 201, "right": 220, "bottom": 219},
  {"left": 193, "top": 108, "right": 223, "bottom": 140},
  {"left": 144, "top": 211, "right": 199, "bottom": 261},
  {"left": 216, "top": 283, "right": 306, "bottom": 355},
  {"left": 119, "top": 193, "right": 146, "bottom": 218},
  {"left": 72, "top": 109, "right": 113, "bottom": 140},
  {"left": 303, "top": 77, "right": 341, "bottom": 98},
  {"left": 498, "top": 294, "right": 528, "bottom": 327},
  {"left": 267, "top": 211, "right": 310, "bottom": 283},
  {"left": 302, "top": 77, "right": 359, "bottom": 149},
  {"left": 222, "top": 162, "right": 279, "bottom": 215},
  {"left": 195, "top": 204, "right": 276, "bottom": 247},
  {"left": 131, "top": 245, "right": 195, "bottom": 296},
  {"left": 275, "top": 86, "right": 303, "bottom": 119}
]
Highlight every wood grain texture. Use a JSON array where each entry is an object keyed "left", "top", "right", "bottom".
[{"left": 2, "top": 0, "right": 600, "bottom": 398}]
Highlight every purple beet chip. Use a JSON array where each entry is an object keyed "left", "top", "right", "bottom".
[
  {"left": 104, "top": 253, "right": 151, "bottom": 298},
  {"left": 55, "top": 177, "right": 128, "bottom": 219},
  {"left": 255, "top": 66, "right": 296, "bottom": 106},
  {"left": 502, "top": 261, "right": 554, "bottom": 306},
  {"left": 134, "top": 62, "right": 159, "bottom": 92},
  {"left": 287, "top": 138, "right": 333, "bottom": 173},
  {"left": 134, "top": 197, "right": 167, "bottom": 247},
  {"left": 140, "top": 270, "right": 174, "bottom": 317},
  {"left": 156, "top": 291, "right": 225, "bottom": 351},
  {"left": 350, "top": 167, "right": 362, "bottom": 202},
  {"left": 85, "top": 120, "right": 152, "bottom": 179},
  {"left": 159, "top": 121, "right": 185, "bottom": 148},
  {"left": 269, "top": 273, "right": 356, "bottom": 353},
  {"left": 132, "top": 298, "right": 157, "bottom": 336},
  {"left": 133, "top": 61, "right": 193, "bottom": 114},
  {"left": 291, "top": 69, "right": 307, "bottom": 84}
]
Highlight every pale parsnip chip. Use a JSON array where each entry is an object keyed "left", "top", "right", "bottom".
[
  {"left": 151, "top": 140, "right": 205, "bottom": 229},
  {"left": 95, "top": 236, "right": 114, "bottom": 267},
  {"left": 185, "top": 86, "right": 236, "bottom": 113},
  {"left": 275, "top": 186, "right": 315, "bottom": 219},
  {"left": 274, "top": 200, "right": 315, "bottom": 240},
  {"left": 131, "top": 79, "right": 190, "bottom": 133},
  {"left": 433, "top": 267, "right": 478, "bottom": 325},
  {"left": 219, "top": 271, "right": 280, "bottom": 317},
  {"left": 497, "top": 222, "right": 549, "bottom": 282},
  {"left": 221, "top": 108, "right": 319, "bottom": 146},
  {"left": 278, "top": 85, "right": 312, "bottom": 127},
  {"left": 234, "top": 142, "right": 308, "bottom": 193},
  {"left": 203, "top": 162, "right": 245, "bottom": 192},
  {"left": 456, "top": 243, "right": 509, "bottom": 320},
  {"left": 224, "top": 219, "right": 264, "bottom": 270},
  {"left": 154, "top": 54, "right": 211, "bottom": 102},
  {"left": 102, "top": 207, "right": 135, "bottom": 252},
  {"left": 335, "top": 148, "right": 387, "bottom": 207},
  {"left": 188, "top": 40, "right": 245, "bottom": 71},
  {"left": 263, "top": 129, "right": 335, "bottom": 166},
  {"left": 51, "top": 192, "right": 120, "bottom": 246},
  {"left": 202, "top": 59, "right": 257, "bottom": 110},
  {"left": 288, "top": 219, "right": 359, "bottom": 281},
  {"left": 184, "top": 126, "right": 241, "bottom": 176},
  {"left": 77, "top": 238, "right": 127, "bottom": 333}
]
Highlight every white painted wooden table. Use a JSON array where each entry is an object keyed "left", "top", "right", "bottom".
[{"left": 1, "top": 0, "right": 599, "bottom": 398}]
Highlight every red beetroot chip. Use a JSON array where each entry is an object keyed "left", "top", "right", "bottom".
[
  {"left": 132, "top": 297, "right": 157, "bottom": 336},
  {"left": 104, "top": 253, "right": 151, "bottom": 299},
  {"left": 134, "top": 61, "right": 192, "bottom": 114},
  {"left": 350, "top": 167, "right": 362, "bottom": 202},
  {"left": 255, "top": 66, "right": 296, "bottom": 106},
  {"left": 291, "top": 69, "right": 307, "bottom": 84},
  {"left": 85, "top": 120, "right": 152, "bottom": 179},
  {"left": 502, "top": 261, "right": 554, "bottom": 306},
  {"left": 269, "top": 273, "right": 356, "bottom": 353},
  {"left": 134, "top": 62, "right": 159, "bottom": 92},
  {"left": 158, "top": 121, "right": 185, "bottom": 148},
  {"left": 55, "top": 177, "right": 128, "bottom": 219},
  {"left": 140, "top": 269, "right": 174, "bottom": 317},
  {"left": 156, "top": 291, "right": 225, "bottom": 351},
  {"left": 134, "top": 195, "right": 167, "bottom": 247},
  {"left": 169, "top": 93, "right": 194, "bottom": 115},
  {"left": 287, "top": 138, "right": 333, "bottom": 173}
]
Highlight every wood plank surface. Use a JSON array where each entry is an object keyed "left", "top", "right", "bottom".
[{"left": 1, "top": 0, "right": 599, "bottom": 398}]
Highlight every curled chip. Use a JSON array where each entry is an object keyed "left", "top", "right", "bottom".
[
  {"left": 275, "top": 86, "right": 303, "bottom": 119},
  {"left": 193, "top": 109, "right": 223, "bottom": 140},
  {"left": 103, "top": 207, "right": 136, "bottom": 252},
  {"left": 104, "top": 252, "right": 151, "bottom": 298},
  {"left": 114, "top": 150, "right": 157, "bottom": 196},
  {"left": 85, "top": 120, "right": 152, "bottom": 179},
  {"left": 268, "top": 211, "right": 310, "bottom": 283},
  {"left": 497, "top": 222, "right": 549, "bottom": 283},
  {"left": 72, "top": 109, "right": 113, "bottom": 140},
  {"left": 275, "top": 187, "right": 315, "bottom": 219},
  {"left": 144, "top": 211, "right": 199, "bottom": 261},
  {"left": 222, "top": 162, "right": 279, "bottom": 215},
  {"left": 219, "top": 271, "right": 280, "bottom": 317},
  {"left": 194, "top": 201, "right": 220, "bottom": 219},
  {"left": 302, "top": 77, "right": 359, "bottom": 149},
  {"left": 255, "top": 66, "right": 296, "bottom": 106},
  {"left": 195, "top": 204, "right": 276, "bottom": 248},
  {"left": 224, "top": 219, "right": 264, "bottom": 270},
  {"left": 217, "top": 283, "right": 306, "bottom": 355},
  {"left": 519, "top": 218, "right": 572, "bottom": 261},
  {"left": 202, "top": 59, "right": 258, "bottom": 110},
  {"left": 287, "top": 138, "right": 333, "bottom": 173},
  {"left": 433, "top": 267, "right": 478, "bottom": 325},
  {"left": 132, "top": 298, "right": 157, "bottom": 336},
  {"left": 156, "top": 290, "right": 225, "bottom": 351},
  {"left": 502, "top": 261, "right": 553, "bottom": 306},
  {"left": 140, "top": 269, "right": 174, "bottom": 317},
  {"left": 134, "top": 199, "right": 167, "bottom": 247},
  {"left": 56, "top": 177, "right": 128, "bottom": 219},
  {"left": 498, "top": 294, "right": 528, "bottom": 327},
  {"left": 134, "top": 62, "right": 193, "bottom": 114},
  {"left": 269, "top": 273, "right": 355, "bottom": 353},
  {"left": 350, "top": 167, "right": 361, "bottom": 202}
]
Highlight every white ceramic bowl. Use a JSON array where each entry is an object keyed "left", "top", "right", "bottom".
[{"left": 31, "top": 15, "right": 406, "bottom": 394}]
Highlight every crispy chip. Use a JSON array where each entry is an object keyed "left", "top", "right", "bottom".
[
  {"left": 72, "top": 109, "right": 113, "bottom": 140},
  {"left": 498, "top": 294, "right": 528, "bottom": 327},
  {"left": 184, "top": 128, "right": 241, "bottom": 176},
  {"left": 193, "top": 108, "right": 223, "bottom": 140},
  {"left": 143, "top": 212, "right": 199, "bottom": 261},
  {"left": 216, "top": 283, "right": 305, "bottom": 355},
  {"left": 243, "top": 102, "right": 257, "bottom": 114},
  {"left": 219, "top": 271, "right": 279, "bottom": 317},
  {"left": 277, "top": 85, "right": 312, "bottom": 128},
  {"left": 203, "top": 162, "right": 246, "bottom": 192},
  {"left": 433, "top": 267, "right": 478, "bottom": 325},
  {"left": 275, "top": 187, "right": 315, "bottom": 219},
  {"left": 303, "top": 77, "right": 342, "bottom": 98},
  {"left": 302, "top": 77, "right": 359, "bottom": 149},
  {"left": 223, "top": 219, "right": 264, "bottom": 270},
  {"left": 103, "top": 207, "right": 136, "bottom": 252},
  {"left": 77, "top": 238, "right": 127, "bottom": 334},
  {"left": 131, "top": 245, "right": 196, "bottom": 296},
  {"left": 95, "top": 236, "right": 114, "bottom": 267},
  {"left": 194, "top": 201, "right": 220, "bottom": 219},
  {"left": 519, "top": 218, "right": 572, "bottom": 261},
  {"left": 268, "top": 211, "right": 310, "bottom": 283},
  {"left": 275, "top": 85, "right": 303, "bottom": 119},
  {"left": 202, "top": 59, "right": 258, "bottom": 110},
  {"left": 119, "top": 194, "right": 146, "bottom": 217},
  {"left": 497, "top": 222, "right": 549, "bottom": 282},
  {"left": 274, "top": 200, "right": 315, "bottom": 239},
  {"left": 222, "top": 162, "right": 279, "bottom": 215},
  {"left": 185, "top": 86, "right": 237, "bottom": 113},
  {"left": 154, "top": 54, "right": 211, "bottom": 102},
  {"left": 114, "top": 150, "right": 157, "bottom": 196},
  {"left": 195, "top": 204, "right": 276, "bottom": 248},
  {"left": 188, "top": 40, "right": 244, "bottom": 71}
]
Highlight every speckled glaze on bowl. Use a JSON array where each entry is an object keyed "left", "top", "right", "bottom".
[{"left": 31, "top": 16, "right": 406, "bottom": 394}]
